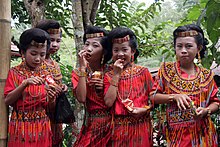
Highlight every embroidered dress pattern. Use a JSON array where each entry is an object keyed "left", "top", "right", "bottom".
[
  {"left": 72, "top": 66, "right": 112, "bottom": 147},
  {"left": 104, "top": 65, "right": 153, "bottom": 147},
  {"left": 4, "top": 61, "right": 53, "bottom": 147},
  {"left": 151, "top": 62, "right": 219, "bottom": 147}
]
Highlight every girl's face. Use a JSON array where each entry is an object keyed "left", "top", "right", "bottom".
[
  {"left": 175, "top": 36, "right": 199, "bottom": 65},
  {"left": 23, "top": 45, "right": 47, "bottom": 69},
  {"left": 112, "top": 41, "right": 135, "bottom": 67},
  {"left": 83, "top": 37, "right": 103, "bottom": 63},
  {"left": 49, "top": 33, "right": 61, "bottom": 55}
]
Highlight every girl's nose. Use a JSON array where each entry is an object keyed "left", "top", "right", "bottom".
[{"left": 87, "top": 46, "right": 93, "bottom": 53}]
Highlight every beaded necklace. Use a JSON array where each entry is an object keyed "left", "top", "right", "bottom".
[
  {"left": 20, "top": 61, "right": 44, "bottom": 98},
  {"left": 117, "top": 64, "right": 134, "bottom": 111}
]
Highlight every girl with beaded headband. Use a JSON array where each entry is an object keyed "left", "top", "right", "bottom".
[
  {"left": 150, "top": 24, "right": 220, "bottom": 146},
  {"left": 71, "top": 25, "right": 112, "bottom": 147},
  {"left": 4, "top": 28, "right": 61, "bottom": 147},
  {"left": 104, "top": 27, "right": 154, "bottom": 146},
  {"left": 35, "top": 19, "right": 70, "bottom": 147}
]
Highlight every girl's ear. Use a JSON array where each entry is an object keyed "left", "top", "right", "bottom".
[
  {"left": 21, "top": 50, "right": 25, "bottom": 60},
  {"left": 198, "top": 45, "right": 203, "bottom": 51},
  {"left": 131, "top": 49, "right": 136, "bottom": 55}
]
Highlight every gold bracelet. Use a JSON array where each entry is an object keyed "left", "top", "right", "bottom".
[
  {"left": 143, "top": 105, "right": 151, "bottom": 110},
  {"left": 206, "top": 107, "right": 211, "bottom": 116},
  {"left": 168, "top": 94, "right": 175, "bottom": 102},
  {"left": 76, "top": 69, "right": 87, "bottom": 77}
]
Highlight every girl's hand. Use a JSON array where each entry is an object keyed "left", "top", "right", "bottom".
[
  {"left": 78, "top": 49, "right": 89, "bottom": 70},
  {"left": 173, "top": 94, "right": 192, "bottom": 110},
  {"left": 113, "top": 59, "right": 124, "bottom": 76},
  {"left": 130, "top": 107, "right": 150, "bottom": 118},
  {"left": 88, "top": 78, "right": 103, "bottom": 90},
  {"left": 46, "top": 84, "right": 62, "bottom": 102},
  {"left": 194, "top": 107, "right": 208, "bottom": 120},
  {"left": 25, "top": 76, "right": 44, "bottom": 85}
]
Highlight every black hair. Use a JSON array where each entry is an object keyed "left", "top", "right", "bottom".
[
  {"left": 19, "top": 28, "right": 50, "bottom": 54},
  {"left": 107, "top": 27, "right": 139, "bottom": 61},
  {"left": 83, "top": 25, "right": 111, "bottom": 64},
  {"left": 173, "top": 24, "right": 208, "bottom": 58},
  {"left": 35, "top": 19, "right": 62, "bottom": 37}
]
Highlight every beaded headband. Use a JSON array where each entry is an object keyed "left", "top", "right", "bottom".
[
  {"left": 85, "top": 32, "right": 104, "bottom": 39},
  {"left": 176, "top": 30, "right": 198, "bottom": 37},
  {"left": 112, "top": 35, "right": 130, "bottom": 44},
  {"left": 47, "top": 28, "right": 61, "bottom": 34},
  {"left": 30, "top": 40, "right": 47, "bottom": 48}
]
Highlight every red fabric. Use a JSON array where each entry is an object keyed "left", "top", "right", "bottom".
[
  {"left": 42, "top": 60, "right": 64, "bottom": 146},
  {"left": 104, "top": 65, "right": 154, "bottom": 115},
  {"left": 151, "top": 62, "right": 219, "bottom": 147},
  {"left": 104, "top": 65, "right": 153, "bottom": 146},
  {"left": 4, "top": 62, "right": 52, "bottom": 147},
  {"left": 72, "top": 69, "right": 112, "bottom": 147},
  {"left": 72, "top": 70, "right": 109, "bottom": 112}
]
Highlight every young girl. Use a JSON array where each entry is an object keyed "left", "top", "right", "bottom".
[
  {"left": 72, "top": 26, "right": 112, "bottom": 147},
  {"left": 150, "top": 24, "right": 220, "bottom": 146},
  {"left": 35, "top": 19, "right": 68, "bottom": 147},
  {"left": 104, "top": 27, "right": 153, "bottom": 146},
  {"left": 4, "top": 28, "right": 61, "bottom": 147}
]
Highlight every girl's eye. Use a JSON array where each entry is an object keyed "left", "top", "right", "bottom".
[
  {"left": 113, "top": 49, "right": 118, "bottom": 52},
  {"left": 31, "top": 53, "right": 37, "bottom": 56},
  {"left": 186, "top": 45, "right": 193, "bottom": 49},
  {"left": 40, "top": 54, "right": 46, "bottom": 57},
  {"left": 93, "top": 45, "right": 99, "bottom": 48}
]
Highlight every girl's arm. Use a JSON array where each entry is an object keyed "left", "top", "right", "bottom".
[
  {"left": 5, "top": 80, "right": 28, "bottom": 105},
  {"left": 104, "top": 74, "right": 120, "bottom": 107},
  {"left": 151, "top": 93, "right": 191, "bottom": 110},
  {"left": 75, "top": 68, "right": 87, "bottom": 103}
]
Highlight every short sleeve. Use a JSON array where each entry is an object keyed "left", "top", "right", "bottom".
[
  {"left": 150, "top": 67, "right": 164, "bottom": 95},
  {"left": 103, "top": 73, "right": 111, "bottom": 96},
  {"left": 4, "top": 70, "right": 16, "bottom": 97},
  {"left": 71, "top": 70, "right": 79, "bottom": 90}
]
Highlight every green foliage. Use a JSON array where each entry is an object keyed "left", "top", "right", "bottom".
[
  {"left": 12, "top": 0, "right": 73, "bottom": 36},
  {"left": 96, "top": 0, "right": 168, "bottom": 59}
]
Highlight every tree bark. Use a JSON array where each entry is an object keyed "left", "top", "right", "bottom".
[
  {"left": 72, "top": 0, "right": 84, "bottom": 66},
  {"left": 71, "top": 0, "right": 101, "bottom": 137},
  {"left": 82, "top": 0, "right": 101, "bottom": 29},
  {"left": 23, "top": 0, "right": 46, "bottom": 27},
  {"left": 71, "top": 0, "right": 85, "bottom": 132},
  {"left": 0, "top": 0, "right": 11, "bottom": 146}
]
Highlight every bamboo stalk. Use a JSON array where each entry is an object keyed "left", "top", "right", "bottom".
[{"left": 0, "top": 0, "right": 11, "bottom": 146}]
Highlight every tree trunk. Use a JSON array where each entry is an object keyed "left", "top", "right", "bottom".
[
  {"left": 72, "top": 0, "right": 84, "bottom": 66},
  {"left": 0, "top": 0, "right": 11, "bottom": 146},
  {"left": 71, "top": 0, "right": 85, "bottom": 133},
  {"left": 71, "top": 0, "right": 101, "bottom": 138},
  {"left": 23, "top": 0, "right": 46, "bottom": 27},
  {"left": 82, "top": 0, "right": 101, "bottom": 29}
]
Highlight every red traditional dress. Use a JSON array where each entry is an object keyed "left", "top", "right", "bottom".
[
  {"left": 72, "top": 67, "right": 112, "bottom": 147},
  {"left": 151, "top": 61, "right": 219, "bottom": 147},
  {"left": 42, "top": 59, "right": 64, "bottom": 147},
  {"left": 4, "top": 61, "right": 52, "bottom": 147},
  {"left": 104, "top": 64, "right": 153, "bottom": 147}
]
